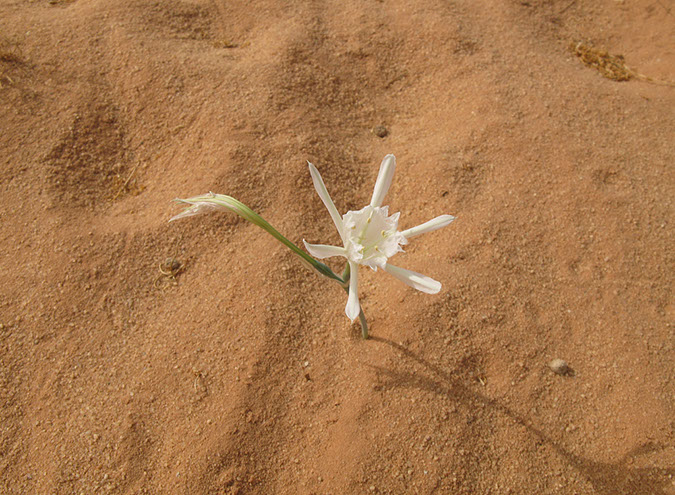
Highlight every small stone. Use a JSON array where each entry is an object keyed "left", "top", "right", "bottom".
[
  {"left": 549, "top": 358, "right": 569, "bottom": 375},
  {"left": 372, "top": 125, "right": 388, "bottom": 138}
]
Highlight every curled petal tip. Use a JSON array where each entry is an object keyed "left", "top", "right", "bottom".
[
  {"left": 400, "top": 214, "right": 455, "bottom": 239},
  {"left": 303, "top": 240, "right": 347, "bottom": 259},
  {"left": 345, "top": 261, "right": 360, "bottom": 321},
  {"left": 345, "top": 301, "right": 360, "bottom": 321},
  {"left": 384, "top": 263, "right": 442, "bottom": 294}
]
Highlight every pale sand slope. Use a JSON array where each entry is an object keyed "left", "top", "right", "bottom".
[{"left": 0, "top": 0, "right": 673, "bottom": 493}]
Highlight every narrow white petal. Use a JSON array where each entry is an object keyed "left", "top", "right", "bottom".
[
  {"left": 400, "top": 215, "right": 455, "bottom": 239},
  {"left": 302, "top": 240, "right": 347, "bottom": 259},
  {"left": 345, "top": 261, "right": 360, "bottom": 321},
  {"left": 384, "top": 263, "right": 441, "bottom": 294},
  {"left": 308, "top": 162, "right": 346, "bottom": 242},
  {"left": 370, "top": 154, "right": 397, "bottom": 207}
]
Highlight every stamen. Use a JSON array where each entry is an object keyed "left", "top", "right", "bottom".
[
  {"left": 362, "top": 234, "right": 388, "bottom": 256},
  {"left": 356, "top": 209, "right": 376, "bottom": 245}
]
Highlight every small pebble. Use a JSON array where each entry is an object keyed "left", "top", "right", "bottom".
[
  {"left": 549, "top": 358, "right": 569, "bottom": 375},
  {"left": 372, "top": 125, "right": 388, "bottom": 138}
]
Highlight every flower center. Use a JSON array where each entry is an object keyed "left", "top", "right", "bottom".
[{"left": 342, "top": 205, "right": 406, "bottom": 270}]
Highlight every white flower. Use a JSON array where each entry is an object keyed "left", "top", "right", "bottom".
[{"left": 304, "top": 154, "right": 455, "bottom": 321}]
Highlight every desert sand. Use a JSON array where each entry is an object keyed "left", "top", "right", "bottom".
[{"left": 1, "top": 0, "right": 673, "bottom": 493}]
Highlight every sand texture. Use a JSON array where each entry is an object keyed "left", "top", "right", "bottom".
[{"left": 1, "top": 0, "right": 674, "bottom": 493}]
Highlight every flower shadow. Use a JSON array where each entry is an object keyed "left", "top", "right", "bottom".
[{"left": 369, "top": 337, "right": 675, "bottom": 495}]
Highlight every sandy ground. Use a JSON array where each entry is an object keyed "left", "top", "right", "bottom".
[{"left": 1, "top": 0, "right": 674, "bottom": 493}]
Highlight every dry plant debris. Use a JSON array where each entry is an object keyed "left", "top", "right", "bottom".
[
  {"left": 112, "top": 163, "right": 145, "bottom": 201},
  {"left": 154, "top": 257, "right": 185, "bottom": 288},
  {"left": 571, "top": 41, "right": 675, "bottom": 86}
]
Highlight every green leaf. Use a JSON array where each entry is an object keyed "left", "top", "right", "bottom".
[{"left": 171, "top": 193, "right": 345, "bottom": 283}]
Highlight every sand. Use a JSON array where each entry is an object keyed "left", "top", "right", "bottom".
[{"left": 1, "top": 0, "right": 673, "bottom": 493}]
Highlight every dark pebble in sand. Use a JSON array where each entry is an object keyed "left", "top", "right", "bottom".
[{"left": 373, "top": 125, "right": 388, "bottom": 138}]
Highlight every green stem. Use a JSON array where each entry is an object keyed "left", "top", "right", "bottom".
[
  {"left": 357, "top": 309, "right": 369, "bottom": 339},
  {"left": 340, "top": 264, "right": 350, "bottom": 287}
]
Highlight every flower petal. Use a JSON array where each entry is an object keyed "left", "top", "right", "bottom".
[
  {"left": 370, "top": 154, "right": 396, "bottom": 208},
  {"left": 400, "top": 214, "right": 455, "bottom": 239},
  {"left": 384, "top": 263, "right": 441, "bottom": 294},
  {"left": 308, "top": 162, "right": 345, "bottom": 242},
  {"left": 303, "top": 241, "right": 347, "bottom": 259},
  {"left": 345, "top": 261, "right": 360, "bottom": 321}
]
